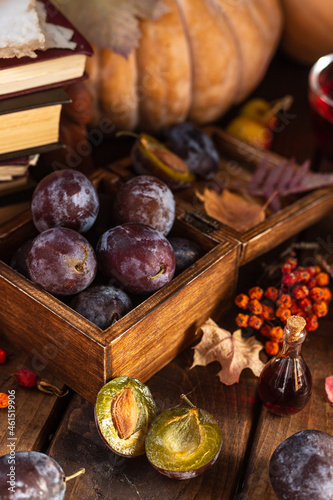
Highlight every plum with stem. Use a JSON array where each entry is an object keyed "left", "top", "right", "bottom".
[
  {"left": 26, "top": 227, "right": 97, "bottom": 296},
  {"left": 0, "top": 451, "right": 85, "bottom": 500},
  {"left": 96, "top": 223, "right": 176, "bottom": 294}
]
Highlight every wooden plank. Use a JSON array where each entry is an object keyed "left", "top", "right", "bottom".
[
  {"left": 237, "top": 215, "right": 333, "bottom": 499},
  {"left": 47, "top": 348, "right": 259, "bottom": 500},
  {"left": 238, "top": 312, "right": 333, "bottom": 499},
  {"left": 0, "top": 336, "right": 70, "bottom": 455}
]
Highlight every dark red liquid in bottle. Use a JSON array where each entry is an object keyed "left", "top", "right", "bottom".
[
  {"left": 309, "top": 60, "right": 333, "bottom": 159},
  {"left": 258, "top": 355, "right": 312, "bottom": 416}
]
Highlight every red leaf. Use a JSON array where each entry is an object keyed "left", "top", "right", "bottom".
[{"left": 325, "top": 375, "right": 333, "bottom": 403}]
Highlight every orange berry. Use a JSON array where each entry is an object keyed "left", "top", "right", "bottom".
[
  {"left": 235, "top": 293, "right": 250, "bottom": 309},
  {"left": 316, "top": 272, "right": 329, "bottom": 286},
  {"left": 248, "top": 315, "right": 263, "bottom": 330},
  {"left": 264, "top": 287, "right": 278, "bottom": 301},
  {"left": 312, "top": 301, "right": 328, "bottom": 318},
  {"left": 248, "top": 299, "right": 263, "bottom": 315},
  {"left": 306, "top": 266, "right": 317, "bottom": 277},
  {"left": 260, "top": 325, "right": 272, "bottom": 338},
  {"left": 306, "top": 314, "right": 318, "bottom": 331},
  {"left": 265, "top": 340, "right": 280, "bottom": 356},
  {"left": 248, "top": 286, "right": 263, "bottom": 300},
  {"left": 309, "top": 287, "right": 324, "bottom": 302},
  {"left": 292, "top": 285, "right": 309, "bottom": 300},
  {"left": 261, "top": 304, "right": 274, "bottom": 320},
  {"left": 322, "top": 287, "right": 332, "bottom": 303},
  {"left": 298, "top": 298, "right": 312, "bottom": 312},
  {"left": 0, "top": 393, "right": 9, "bottom": 408},
  {"left": 277, "top": 293, "right": 292, "bottom": 308},
  {"left": 290, "top": 299, "right": 301, "bottom": 314},
  {"left": 270, "top": 326, "right": 284, "bottom": 342},
  {"left": 285, "top": 257, "right": 298, "bottom": 270},
  {"left": 275, "top": 306, "right": 291, "bottom": 322},
  {"left": 236, "top": 313, "right": 249, "bottom": 327}
]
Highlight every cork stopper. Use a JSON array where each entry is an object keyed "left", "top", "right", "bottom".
[{"left": 286, "top": 315, "right": 307, "bottom": 342}]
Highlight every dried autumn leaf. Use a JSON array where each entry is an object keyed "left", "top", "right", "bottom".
[
  {"left": 195, "top": 187, "right": 267, "bottom": 232},
  {"left": 248, "top": 156, "right": 333, "bottom": 212},
  {"left": 325, "top": 375, "right": 333, "bottom": 403},
  {"left": 191, "top": 318, "right": 265, "bottom": 385},
  {"left": 52, "top": 0, "right": 168, "bottom": 58}
]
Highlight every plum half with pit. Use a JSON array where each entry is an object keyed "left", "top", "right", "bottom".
[
  {"left": 70, "top": 284, "right": 133, "bottom": 329},
  {"left": 145, "top": 395, "right": 223, "bottom": 479},
  {"left": 129, "top": 132, "right": 195, "bottom": 190},
  {"left": 27, "top": 227, "right": 97, "bottom": 296},
  {"left": 0, "top": 451, "right": 81, "bottom": 499},
  {"left": 269, "top": 429, "right": 333, "bottom": 500},
  {"left": 95, "top": 376, "right": 157, "bottom": 457},
  {"left": 31, "top": 169, "right": 99, "bottom": 233},
  {"left": 96, "top": 223, "right": 176, "bottom": 294},
  {"left": 113, "top": 175, "right": 175, "bottom": 235}
]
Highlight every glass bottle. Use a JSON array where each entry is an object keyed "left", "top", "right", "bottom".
[{"left": 258, "top": 315, "right": 312, "bottom": 416}]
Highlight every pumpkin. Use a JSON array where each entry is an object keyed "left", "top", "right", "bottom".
[
  {"left": 280, "top": 0, "right": 333, "bottom": 65},
  {"left": 80, "top": 0, "right": 283, "bottom": 133}
]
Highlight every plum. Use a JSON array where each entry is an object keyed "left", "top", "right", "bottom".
[
  {"left": 168, "top": 236, "right": 203, "bottom": 274},
  {"left": 113, "top": 175, "right": 175, "bottom": 235},
  {"left": 269, "top": 429, "right": 333, "bottom": 500},
  {"left": 31, "top": 169, "right": 99, "bottom": 233},
  {"left": 96, "top": 223, "right": 176, "bottom": 294},
  {"left": 26, "top": 227, "right": 97, "bottom": 296},
  {"left": 10, "top": 238, "right": 34, "bottom": 278},
  {"left": 0, "top": 451, "right": 78, "bottom": 499},
  {"left": 70, "top": 284, "right": 132, "bottom": 329},
  {"left": 145, "top": 395, "right": 222, "bottom": 479},
  {"left": 95, "top": 376, "right": 157, "bottom": 457},
  {"left": 164, "top": 122, "right": 219, "bottom": 179}
]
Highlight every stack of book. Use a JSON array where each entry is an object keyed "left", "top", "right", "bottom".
[{"left": 0, "top": 0, "right": 93, "bottom": 206}]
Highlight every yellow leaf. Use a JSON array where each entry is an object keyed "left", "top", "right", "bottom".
[
  {"left": 191, "top": 318, "right": 265, "bottom": 385},
  {"left": 195, "top": 188, "right": 267, "bottom": 232}
]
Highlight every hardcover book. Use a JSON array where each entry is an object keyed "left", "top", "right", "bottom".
[
  {"left": 0, "top": 0, "right": 93, "bottom": 98},
  {"left": 0, "top": 87, "right": 69, "bottom": 156}
]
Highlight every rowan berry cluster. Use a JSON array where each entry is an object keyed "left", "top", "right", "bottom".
[{"left": 234, "top": 256, "right": 331, "bottom": 355}]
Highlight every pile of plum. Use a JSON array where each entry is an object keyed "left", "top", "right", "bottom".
[{"left": 11, "top": 123, "right": 220, "bottom": 329}]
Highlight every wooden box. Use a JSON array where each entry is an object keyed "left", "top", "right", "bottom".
[
  {"left": 106, "top": 129, "right": 333, "bottom": 267},
  {"left": 167, "top": 128, "right": 333, "bottom": 265},
  {"left": 0, "top": 168, "right": 240, "bottom": 404},
  {"left": 2, "top": 129, "right": 333, "bottom": 404}
]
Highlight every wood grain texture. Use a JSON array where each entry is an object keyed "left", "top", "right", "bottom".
[
  {"left": 48, "top": 348, "right": 259, "bottom": 500},
  {"left": 0, "top": 184, "right": 240, "bottom": 404},
  {"left": 235, "top": 215, "right": 333, "bottom": 499},
  {"left": 0, "top": 337, "right": 70, "bottom": 456}
]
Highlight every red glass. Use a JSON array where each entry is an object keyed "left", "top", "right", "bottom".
[{"left": 308, "top": 54, "right": 333, "bottom": 159}]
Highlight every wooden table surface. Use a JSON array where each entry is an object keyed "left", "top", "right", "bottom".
[{"left": 1, "top": 52, "right": 333, "bottom": 500}]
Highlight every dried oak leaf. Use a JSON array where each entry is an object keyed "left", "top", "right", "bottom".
[
  {"left": 191, "top": 318, "right": 265, "bottom": 385},
  {"left": 195, "top": 188, "right": 267, "bottom": 232},
  {"left": 325, "top": 375, "right": 333, "bottom": 403},
  {"left": 52, "top": 0, "right": 168, "bottom": 58}
]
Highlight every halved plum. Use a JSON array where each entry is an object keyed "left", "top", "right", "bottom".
[
  {"left": 95, "top": 376, "right": 157, "bottom": 457},
  {"left": 145, "top": 395, "right": 222, "bottom": 479}
]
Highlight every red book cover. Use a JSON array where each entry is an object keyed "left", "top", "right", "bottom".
[{"left": 0, "top": 0, "right": 93, "bottom": 99}]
